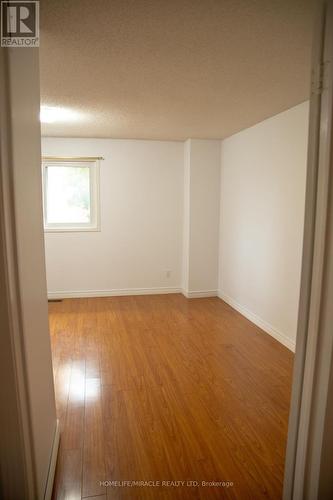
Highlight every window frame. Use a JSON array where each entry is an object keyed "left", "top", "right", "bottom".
[{"left": 42, "top": 158, "right": 100, "bottom": 232}]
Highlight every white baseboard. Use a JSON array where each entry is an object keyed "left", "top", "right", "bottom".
[
  {"left": 48, "top": 287, "right": 182, "bottom": 300},
  {"left": 44, "top": 419, "right": 60, "bottom": 500},
  {"left": 47, "top": 287, "right": 294, "bottom": 350},
  {"left": 182, "top": 289, "right": 218, "bottom": 298},
  {"left": 218, "top": 291, "right": 296, "bottom": 352}
]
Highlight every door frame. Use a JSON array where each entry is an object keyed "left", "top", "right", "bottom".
[{"left": 284, "top": 1, "right": 333, "bottom": 498}]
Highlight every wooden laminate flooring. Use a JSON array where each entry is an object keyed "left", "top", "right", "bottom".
[{"left": 50, "top": 294, "right": 293, "bottom": 500}]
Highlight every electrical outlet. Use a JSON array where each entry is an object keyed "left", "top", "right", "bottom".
[{"left": 166, "top": 270, "right": 171, "bottom": 278}]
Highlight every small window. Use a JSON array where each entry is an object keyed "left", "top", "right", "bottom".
[{"left": 42, "top": 159, "right": 100, "bottom": 232}]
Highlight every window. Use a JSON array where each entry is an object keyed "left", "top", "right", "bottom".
[{"left": 42, "top": 158, "right": 100, "bottom": 231}]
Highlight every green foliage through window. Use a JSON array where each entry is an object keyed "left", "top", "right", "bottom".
[{"left": 46, "top": 165, "right": 91, "bottom": 224}]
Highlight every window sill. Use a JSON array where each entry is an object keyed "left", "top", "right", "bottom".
[{"left": 44, "top": 226, "right": 101, "bottom": 233}]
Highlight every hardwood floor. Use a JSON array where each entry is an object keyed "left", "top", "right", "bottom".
[{"left": 49, "top": 294, "right": 293, "bottom": 500}]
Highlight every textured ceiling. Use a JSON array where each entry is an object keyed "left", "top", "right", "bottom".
[{"left": 40, "top": 0, "right": 316, "bottom": 140}]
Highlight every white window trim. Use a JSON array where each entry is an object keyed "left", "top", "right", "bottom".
[{"left": 42, "top": 158, "right": 101, "bottom": 232}]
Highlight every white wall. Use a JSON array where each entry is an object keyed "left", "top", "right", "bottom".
[
  {"left": 42, "top": 138, "right": 184, "bottom": 297},
  {"left": 219, "top": 102, "right": 309, "bottom": 350},
  {"left": 182, "top": 140, "right": 191, "bottom": 291},
  {"left": 183, "top": 139, "right": 220, "bottom": 297}
]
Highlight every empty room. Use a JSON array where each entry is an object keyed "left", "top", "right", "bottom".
[{"left": 2, "top": 1, "right": 333, "bottom": 500}]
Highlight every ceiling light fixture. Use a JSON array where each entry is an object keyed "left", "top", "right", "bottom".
[{"left": 40, "top": 106, "right": 82, "bottom": 124}]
